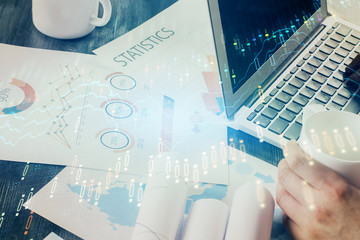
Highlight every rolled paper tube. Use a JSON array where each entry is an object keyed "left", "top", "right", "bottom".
[
  {"left": 181, "top": 199, "right": 229, "bottom": 240},
  {"left": 131, "top": 173, "right": 188, "bottom": 240},
  {"left": 225, "top": 182, "right": 275, "bottom": 240}
]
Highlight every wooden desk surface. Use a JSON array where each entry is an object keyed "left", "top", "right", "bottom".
[
  {"left": 0, "top": 0, "right": 177, "bottom": 239},
  {"left": 0, "top": 0, "right": 176, "bottom": 54}
]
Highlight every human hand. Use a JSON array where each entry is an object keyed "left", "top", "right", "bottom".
[
  {"left": 276, "top": 140, "right": 360, "bottom": 240},
  {"left": 343, "top": 54, "right": 360, "bottom": 91}
]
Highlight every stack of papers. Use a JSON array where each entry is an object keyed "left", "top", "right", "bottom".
[{"left": 0, "top": 0, "right": 284, "bottom": 238}]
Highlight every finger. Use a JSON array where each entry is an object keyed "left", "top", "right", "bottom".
[
  {"left": 276, "top": 183, "right": 308, "bottom": 226},
  {"left": 287, "top": 218, "right": 307, "bottom": 240},
  {"left": 284, "top": 141, "right": 337, "bottom": 190},
  {"left": 278, "top": 159, "right": 316, "bottom": 206},
  {"left": 344, "top": 53, "right": 360, "bottom": 79}
]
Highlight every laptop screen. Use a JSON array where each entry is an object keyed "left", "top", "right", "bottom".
[
  {"left": 219, "top": 0, "right": 322, "bottom": 94},
  {"left": 208, "top": 0, "right": 326, "bottom": 118}
]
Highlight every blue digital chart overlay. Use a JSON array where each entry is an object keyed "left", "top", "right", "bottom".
[
  {"left": 105, "top": 101, "right": 134, "bottom": 119},
  {"left": 98, "top": 129, "right": 133, "bottom": 151},
  {"left": 106, "top": 72, "right": 136, "bottom": 91}
]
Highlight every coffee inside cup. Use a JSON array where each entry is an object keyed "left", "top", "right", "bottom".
[{"left": 304, "top": 111, "right": 360, "bottom": 161}]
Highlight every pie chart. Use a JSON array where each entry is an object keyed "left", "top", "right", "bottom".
[{"left": 0, "top": 78, "right": 36, "bottom": 115}]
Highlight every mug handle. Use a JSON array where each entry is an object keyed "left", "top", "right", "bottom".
[{"left": 90, "top": 0, "right": 112, "bottom": 27}]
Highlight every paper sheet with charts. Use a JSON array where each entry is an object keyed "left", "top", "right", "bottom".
[{"left": 0, "top": 0, "right": 230, "bottom": 185}]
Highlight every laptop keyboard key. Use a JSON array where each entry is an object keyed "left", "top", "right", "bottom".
[
  {"left": 300, "top": 87, "right": 316, "bottom": 99},
  {"left": 254, "top": 115, "right": 271, "bottom": 128},
  {"left": 303, "top": 52, "right": 311, "bottom": 60},
  {"left": 269, "top": 118, "right": 289, "bottom": 135},
  {"left": 307, "top": 80, "right": 322, "bottom": 91},
  {"left": 336, "top": 48, "right": 349, "bottom": 58},
  {"left": 283, "top": 123, "right": 302, "bottom": 140},
  {"left": 269, "top": 99, "right": 286, "bottom": 111},
  {"left": 327, "top": 28, "right": 334, "bottom": 35},
  {"left": 297, "top": 59, "right": 305, "bottom": 67},
  {"left": 333, "top": 71, "right": 344, "bottom": 82},
  {"left": 333, "top": 95, "right": 348, "bottom": 107},
  {"left": 284, "top": 73, "right": 292, "bottom": 81},
  {"left": 339, "top": 65, "right": 347, "bottom": 74},
  {"left": 287, "top": 102, "right": 303, "bottom": 114},
  {"left": 277, "top": 80, "right": 286, "bottom": 89},
  {"left": 313, "top": 51, "right": 328, "bottom": 62},
  {"left": 336, "top": 24, "right": 351, "bottom": 37},
  {"left": 312, "top": 73, "right": 327, "bottom": 84},
  {"left": 309, "top": 47, "right": 317, "bottom": 53},
  {"left": 324, "top": 60, "right": 338, "bottom": 71},
  {"left": 338, "top": 87, "right": 352, "bottom": 99},
  {"left": 308, "top": 57, "right": 322, "bottom": 68},
  {"left": 325, "top": 39, "right": 339, "bottom": 48},
  {"left": 351, "top": 30, "right": 360, "bottom": 40},
  {"left": 341, "top": 42, "right": 354, "bottom": 52},
  {"left": 262, "top": 96, "right": 271, "bottom": 104},
  {"left": 330, "top": 54, "right": 344, "bottom": 64},
  {"left": 310, "top": 99, "right": 326, "bottom": 106},
  {"left": 289, "top": 78, "right": 304, "bottom": 89},
  {"left": 283, "top": 85, "right": 298, "bottom": 96},
  {"left": 315, "top": 92, "right": 331, "bottom": 103},
  {"left": 344, "top": 58, "right": 353, "bottom": 66},
  {"left": 349, "top": 52, "right": 358, "bottom": 60},
  {"left": 344, "top": 96, "right": 360, "bottom": 114},
  {"left": 315, "top": 40, "right": 323, "bottom": 47},
  {"left": 321, "top": 85, "right": 337, "bottom": 96},
  {"left": 318, "top": 67, "right": 332, "bottom": 77},
  {"left": 327, "top": 78, "right": 342, "bottom": 89},
  {"left": 247, "top": 112, "right": 257, "bottom": 121},
  {"left": 295, "top": 71, "right": 311, "bottom": 82},
  {"left": 276, "top": 92, "right": 291, "bottom": 103},
  {"left": 355, "top": 46, "right": 360, "bottom": 54},
  {"left": 295, "top": 114, "right": 303, "bottom": 125},
  {"left": 280, "top": 110, "right": 296, "bottom": 122},
  {"left": 290, "top": 67, "right": 299, "bottom": 74},
  {"left": 321, "top": 34, "right": 328, "bottom": 41},
  {"left": 330, "top": 33, "right": 344, "bottom": 43},
  {"left": 320, "top": 45, "right": 334, "bottom": 55},
  {"left": 261, "top": 107, "right": 278, "bottom": 119},
  {"left": 327, "top": 102, "right": 342, "bottom": 111},
  {"left": 254, "top": 104, "right": 265, "bottom": 112},
  {"left": 270, "top": 88, "right": 279, "bottom": 97},
  {"left": 294, "top": 94, "right": 310, "bottom": 106},
  {"left": 346, "top": 36, "right": 359, "bottom": 45},
  {"left": 302, "top": 64, "right": 317, "bottom": 74}
]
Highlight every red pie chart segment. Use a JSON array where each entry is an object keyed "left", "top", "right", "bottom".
[{"left": 0, "top": 78, "right": 36, "bottom": 115}]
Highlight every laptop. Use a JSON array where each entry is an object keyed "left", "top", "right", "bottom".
[{"left": 208, "top": 0, "right": 360, "bottom": 164}]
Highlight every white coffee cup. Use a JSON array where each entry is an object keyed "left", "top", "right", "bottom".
[
  {"left": 298, "top": 104, "right": 360, "bottom": 188},
  {"left": 32, "top": 0, "right": 112, "bottom": 39}
]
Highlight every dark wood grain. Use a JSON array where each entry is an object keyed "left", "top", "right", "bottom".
[{"left": 0, "top": 0, "right": 177, "bottom": 54}]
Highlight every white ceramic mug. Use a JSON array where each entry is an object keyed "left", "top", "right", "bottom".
[
  {"left": 298, "top": 104, "right": 360, "bottom": 188},
  {"left": 32, "top": 0, "right": 112, "bottom": 39}
]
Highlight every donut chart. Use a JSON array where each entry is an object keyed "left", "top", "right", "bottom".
[
  {"left": 100, "top": 131, "right": 130, "bottom": 150},
  {"left": 0, "top": 78, "right": 36, "bottom": 115},
  {"left": 105, "top": 101, "right": 133, "bottom": 119},
  {"left": 106, "top": 72, "right": 136, "bottom": 91}
]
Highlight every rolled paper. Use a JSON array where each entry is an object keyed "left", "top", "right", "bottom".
[
  {"left": 225, "top": 182, "right": 275, "bottom": 240},
  {"left": 131, "top": 173, "right": 188, "bottom": 240},
  {"left": 181, "top": 199, "right": 229, "bottom": 240}
]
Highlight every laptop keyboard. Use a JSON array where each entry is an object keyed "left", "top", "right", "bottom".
[{"left": 247, "top": 23, "right": 360, "bottom": 141}]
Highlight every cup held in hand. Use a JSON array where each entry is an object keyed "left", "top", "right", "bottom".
[{"left": 298, "top": 104, "right": 360, "bottom": 188}]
